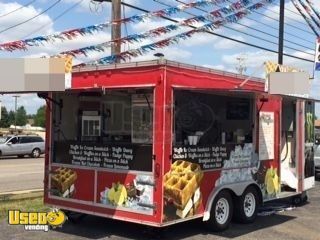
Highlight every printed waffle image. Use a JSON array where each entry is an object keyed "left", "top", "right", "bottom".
[
  {"left": 51, "top": 167, "right": 77, "bottom": 198},
  {"left": 164, "top": 160, "right": 203, "bottom": 219}
]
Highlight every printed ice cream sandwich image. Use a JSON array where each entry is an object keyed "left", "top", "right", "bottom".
[
  {"left": 163, "top": 160, "right": 203, "bottom": 221},
  {"left": 51, "top": 167, "right": 77, "bottom": 198},
  {"left": 99, "top": 175, "right": 154, "bottom": 214}
]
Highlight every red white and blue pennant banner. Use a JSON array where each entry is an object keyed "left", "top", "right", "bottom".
[
  {"left": 0, "top": 0, "right": 231, "bottom": 52},
  {"left": 291, "top": 0, "right": 320, "bottom": 36},
  {"left": 60, "top": 0, "right": 254, "bottom": 57},
  {"left": 80, "top": 0, "right": 274, "bottom": 66}
]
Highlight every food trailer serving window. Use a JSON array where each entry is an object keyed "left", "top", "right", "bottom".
[
  {"left": 52, "top": 89, "right": 154, "bottom": 172},
  {"left": 172, "top": 90, "right": 255, "bottom": 171}
]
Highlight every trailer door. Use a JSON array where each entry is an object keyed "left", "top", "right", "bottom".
[
  {"left": 302, "top": 100, "right": 315, "bottom": 190},
  {"left": 256, "top": 95, "right": 281, "bottom": 200}
]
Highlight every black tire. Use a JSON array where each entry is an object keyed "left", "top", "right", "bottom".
[
  {"left": 17, "top": 155, "right": 24, "bottom": 158},
  {"left": 64, "top": 210, "right": 87, "bottom": 224},
  {"left": 291, "top": 194, "right": 307, "bottom": 206},
  {"left": 31, "top": 148, "right": 41, "bottom": 158},
  {"left": 233, "top": 186, "right": 259, "bottom": 224},
  {"left": 206, "top": 191, "right": 233, "bottom": 232}
]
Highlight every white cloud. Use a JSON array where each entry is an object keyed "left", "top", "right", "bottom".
[
  {"left": 0, "top": 2, "right": 54, "bottom": 42},
  {"left": 132, "top": 46, "right": 192, "bottom": 62},
  {"left": 213, "top": 35, "right": 245, "bottom": 49},
  {"left": 181, "top": 32, "right": 217, "bottom": 47},
  {"left": 202, "top": 64, "right": 226, "bottom": 71}
]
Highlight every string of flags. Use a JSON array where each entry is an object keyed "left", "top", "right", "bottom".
[
  {"left": 297, "top": 0, "right": 320, "bottom": 29},
  {"left": 60, "top": 0, "right": 254, "bottom": 58},
  {"left": 79, "top": 0, "right": 274, "bottom": 66},
  {"left": 2, "top": 0, "right": 319, "bottom": 70},
  {"left": 305, "top": 0, "right": 320, "bottom": 20},
  {"left": 0, "top": 0, "right": 231, "bottom": 52},
  {"left": 291, "top": 0, "right": 320, "bottom": 36},
  {"left": 290, "top": 0, "right": 320, "bottom": 71}
]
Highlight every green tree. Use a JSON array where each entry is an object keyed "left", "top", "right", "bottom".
[
  {"left": 8, "top": 110, "right": 15, "bottom": 126},
  {"left": 0, "top": 106, "right": 10, "bottom": 128},
  {"left": 34, "top": 106, "right": 46, "bottom": 127},
  {"left": 16, "top": 106, "right": 27, "bottom": 126}
]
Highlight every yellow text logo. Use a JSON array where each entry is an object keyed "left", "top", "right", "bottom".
[{"left": 8, "top": 209, "right": 66, "bottom": 231}]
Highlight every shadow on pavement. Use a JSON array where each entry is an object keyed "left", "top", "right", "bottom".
[{"left": 53, "top": 212, "right": 296, "bottom": 240}]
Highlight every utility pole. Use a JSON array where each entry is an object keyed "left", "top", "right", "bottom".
[
  {"left": 278, "top": 0, "right": 285, "bottom": 65},
  {"left": 13, "top": 95, "right": 20, "bottom": 132},
  {"left": 111, "top": 0, "right": 121, "bottom": 60},
  {"left": 93, "top": 0, "right": 122, "bottom": 62},
  {"left": 236, "top": 54, "right": 247, "bottom": 75}
]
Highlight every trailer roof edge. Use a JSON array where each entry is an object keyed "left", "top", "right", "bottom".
[{"left": 72, "top": 59, "right": 265, "bottom": 84}]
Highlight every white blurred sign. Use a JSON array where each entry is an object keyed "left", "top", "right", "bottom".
[{"left": 268, "top": 72, "right": 310, "bottom": 98}]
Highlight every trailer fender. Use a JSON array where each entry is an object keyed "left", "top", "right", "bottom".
[{"left": 203, "top": 181, "right": 261, "bottom": 221}]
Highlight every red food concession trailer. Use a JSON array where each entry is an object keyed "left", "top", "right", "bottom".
[{"left": 43, "top": 60, "right": 316, "bottom": 231}]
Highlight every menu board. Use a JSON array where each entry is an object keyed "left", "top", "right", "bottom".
[
  {"left": 172, "top": 145, "right": 233, "bottom": 170},
  {"left": 259, "top": 111, "right": 274, "bottom": 160},
  {"left": 54, "top": 141, "right": 152, "bottom": 172}
]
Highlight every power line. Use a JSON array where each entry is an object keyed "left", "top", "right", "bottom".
[
  {"left": 271, "top": 1, "right": 308, "bottom": 18},
  {"left": 0, "top": 0, "right": 61, "bottom": 35},
  {"left": 172, "top": 0, "right": 315, "bottom": 36},
  {"left": 173, "top": 0, "right": 315, "bottom": 52},
  {"left": 171, "top": 0, "right": 315, "bottom": 46},
  {"left": 155, "top": 0, "right": 314, "bottom": 56},
  {"left": 243, "top": 15, "right": 315, "bottom": 46},
  {"left": 122, "top": 1, "right": 314, "bottom": 63},
  {"left": 291, "top": 0, "right": 320, "bottom": 36},
  {"left": 251, "top": 9, "right": 315, "bottom": 35},
  {"left": 223, "top": 0, "right": 316, "bottom": 46},
  {"left": 0, "top": 0, "right": 36, "bottom": 18},
  {"left": 22, "top": 0, "right": 84, "bottom": 39},
  {"left": 260, "top": 5, "right": 311, "bottom": 27}
]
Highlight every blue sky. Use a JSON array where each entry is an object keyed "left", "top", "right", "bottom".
[{"left": 0, "top": 0, "right": 319, "bottom": 115}]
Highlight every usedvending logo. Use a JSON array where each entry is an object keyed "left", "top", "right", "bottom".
[{"left": 8, "top": 208, "right": 66, "bottom": 232}]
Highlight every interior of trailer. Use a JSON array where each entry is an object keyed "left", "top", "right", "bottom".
[
  {"left": 173, "top": 90, "right": 255, "bottom": 147},
  {"left": 51, "top": 89, "right": 154, "bottom": 171}
]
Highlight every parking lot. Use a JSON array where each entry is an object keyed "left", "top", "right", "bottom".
[{"left": 0, "top": 182, "right": 319, "bottom": 240}]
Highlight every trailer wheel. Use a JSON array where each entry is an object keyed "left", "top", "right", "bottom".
[
  {"left": 292, "top": 193, "right": 308, "bottom": 206},
  {"left": 233, "top": 186, "right": 259, "bottom": 224},
  {"left": 206, "top": 191, "right": 233, "bottom": 232},
  {"left": 64, "top": 210, "right": 87, "bottom": 224}
]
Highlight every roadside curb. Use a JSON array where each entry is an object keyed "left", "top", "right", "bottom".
[{"left": 0, "top": 189, "right": 43, "bottom": 202}]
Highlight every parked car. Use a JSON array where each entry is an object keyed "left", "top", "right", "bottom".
[{"left": 0, "top": 135, "right": 45, "bottom": 158}]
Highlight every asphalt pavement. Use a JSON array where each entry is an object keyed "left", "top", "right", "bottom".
[{"left": 0, "top": 157, "right": 44, "bottom": 192}]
